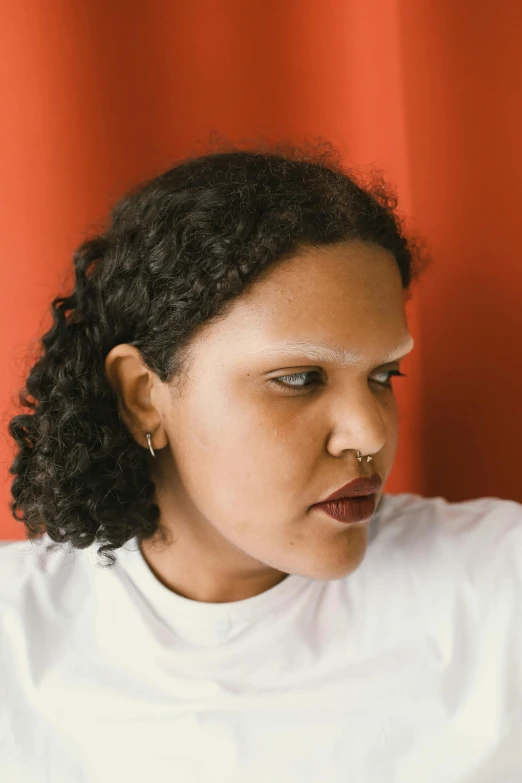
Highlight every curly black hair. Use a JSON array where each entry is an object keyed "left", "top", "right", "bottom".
[{"left": 7, "top": 140, "right": 429, "bottom": 565}]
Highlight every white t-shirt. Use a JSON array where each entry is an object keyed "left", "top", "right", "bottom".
[{"left": 1, "top": 491, "right": 521, "bottom": 783}]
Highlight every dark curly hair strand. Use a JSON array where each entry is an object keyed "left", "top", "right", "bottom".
[{"left": 7, "top": 141, "right": 429, "bottom": 565}]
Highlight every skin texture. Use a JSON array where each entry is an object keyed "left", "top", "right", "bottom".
[{"left": 104, "top": 240, "right": 414, "bottom": 603}]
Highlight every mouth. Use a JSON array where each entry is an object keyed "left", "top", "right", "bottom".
[
  {"left": 316, "top": 473, "right": 382, "bottom": 503},
  {"left": 312, "top": 494, "right": 377, "bottom": 524}
]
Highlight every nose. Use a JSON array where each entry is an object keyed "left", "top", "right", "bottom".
[{"left": 326, "top": 384, "right": 387, "bottom": 458}]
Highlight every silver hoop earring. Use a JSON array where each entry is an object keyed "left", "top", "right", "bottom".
[
  {"left": 146, "top": 433, "right": 156, "bottom": 458},
  {"left": 356, "top": 450, "right": 373, "bottom": 463}
]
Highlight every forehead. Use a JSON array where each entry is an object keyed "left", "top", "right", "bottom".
[
  {"left": 247, "top": 240, "right": 404, "bottom": 308},
  {"left": 192, "top": 241, "right": 411, "bottom": 365},
  {"left": 237, "top": 240, "right": 404, "bottom": 321}
]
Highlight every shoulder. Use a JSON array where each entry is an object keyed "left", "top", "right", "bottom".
[
  {"left": 376, "top": 491, "right": 522, "bottom": 540},
  {"left": 0, "top": 534, "right": 102, "bottom": 619},
  {"left": 0, "top": 533, "right": 82, "bottom": 578},
  {"left": 373, "top": 491, "right": 522, "bottom": 590}
]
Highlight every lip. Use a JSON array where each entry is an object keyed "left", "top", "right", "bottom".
[
  {"left": 314, "top": 473, "right": 382, "bottom": 503},
  {"left": 314, "top": 494, "right": 377, "bottom": 524}
]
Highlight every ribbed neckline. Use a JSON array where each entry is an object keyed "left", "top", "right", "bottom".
[
  {"left": 116, "top": 539, "right": 311, "bottom": 627},
  {"left": 114, "top": 493, "right": 389, "bottom": 628}
]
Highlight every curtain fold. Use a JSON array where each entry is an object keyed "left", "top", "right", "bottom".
[{"left": 1, "top": 0, "right": 520, "bottom": 538}]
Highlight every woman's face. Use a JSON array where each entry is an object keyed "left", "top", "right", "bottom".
[{"left": 111, "top": 240, "right": 414, "bottom": 601}]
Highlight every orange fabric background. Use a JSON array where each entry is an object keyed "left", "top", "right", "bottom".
[{"left": 1, "top": 0, "right": 521, "bottom": 540}]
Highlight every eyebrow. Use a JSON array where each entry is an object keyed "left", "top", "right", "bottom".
[{"left": 252, "top": 336, "right": 415, "bottom": 368}]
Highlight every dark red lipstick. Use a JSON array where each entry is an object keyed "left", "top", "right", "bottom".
[
  {"left": 312, "top": 473, "right": 382, "bottom": 524},
  {"left": 319, "top": 474, "right": 382, "bottom": 502}
]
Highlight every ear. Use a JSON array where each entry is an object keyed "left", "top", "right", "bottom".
[{"left": 104, "top": 344, "right": 168, "bottom": 452}]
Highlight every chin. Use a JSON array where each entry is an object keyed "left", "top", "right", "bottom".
[{"left": 299, "top": 538, "right": 369, "bottom": 581}]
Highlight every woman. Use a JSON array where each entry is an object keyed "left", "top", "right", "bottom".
[{"left": 1, "top": 144, "right": 521, "bottom": 783}]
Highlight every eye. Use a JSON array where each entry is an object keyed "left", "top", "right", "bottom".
[
  {"left": 268, "top": 369, "right": 407, "bottom": 393},
  {"left": 268, "top": 371, "right": 324, "bottom": 391},
  {"left": 371, "top": 370, "right": 407, "bottom": 388}
]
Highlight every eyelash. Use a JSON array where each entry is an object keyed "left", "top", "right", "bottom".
[{"left": 268, "top": 370, "right": 407, "bottom": 392}]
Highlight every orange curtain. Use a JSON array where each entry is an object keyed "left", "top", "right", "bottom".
[{"left": 1, "top": 0, "right": 521, "bottom": 540}]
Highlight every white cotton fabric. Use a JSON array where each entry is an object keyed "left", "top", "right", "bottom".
[{"left": 1, "top": 491, "right": 521, "bottom": 783}]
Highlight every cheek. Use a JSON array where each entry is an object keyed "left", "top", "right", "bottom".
[
  {"left": 175, "top": 392, "right": 308, "bottom": 511},
  {"left": 170, "top": 381, "right": 399, "bottom": 516},
  {"left": 382, "top": 395, "right": 399, "bottom": 440}
]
